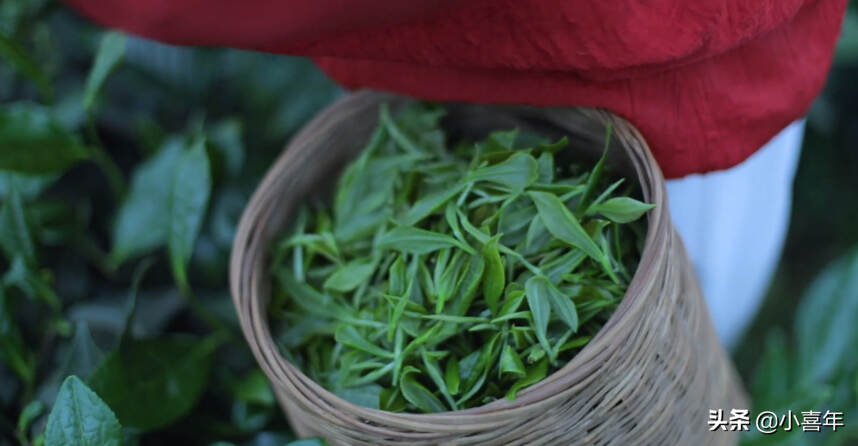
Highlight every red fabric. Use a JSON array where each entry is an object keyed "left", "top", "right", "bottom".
[{"left": 64, "top": 0, "right": 847, "bottom": 178}]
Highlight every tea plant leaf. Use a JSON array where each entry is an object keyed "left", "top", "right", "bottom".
[
  {"left": 534, "top": 275, "right": 578, "bottom": 333},
  {"left": 83, "top": 32, "right": 126, "bottom": 112},
  {"left": 168, "top": 139, "right": 212, "bottom": 291},
  {"left": 484, "top": 129, "right": 518, "bottom": 152},
  {"left": 499, "top": 344, "right": 526, "bottom": 378},
  {"left": 0, "top": 287, "right": 34, "bottom": 385},
  {"left": 589, "top": 197, "right": 654, "bottom": 223},
  {"left": 88, "top": 335, "right": 220, "bottom": 431},
  {"left": 334, "top": 325, "right": 394, "bottom": 359},
  {"left": 111, "top": 138, "right": 183, "bottom": 264},
  {"left": 400, "top": 369, "right": 445, "bottom": 413},
  {"left": 59, "top": 322, "right": 104, "bottom": 381},
  {"left": 232, "top": 369, "right": 275, "bottom": 408},
  {"left": 16, "top": 400, "right": 44, "bottom": 443},
  {"left": 536, "top": 152, "right": 554, "bottom": 183},
  {"left": 0, "top": 184, "right": 35, "bottom": 264},
  {"left": 323, "top": 258, "right": 376, "bottom": 293},
  {"left": 524, "top": 276, "right": 554, "bottom": 356},
  {"left": 527, "top": 191, "right": 603, "bottom": 263},
  {"left": 576, "top": 123, "right": 611, "bottom": 213},
  {"left": 449, "top": 254, "right": 486, "bottom": 316},
  {"left": 380, "top": 105, "right": 421, "bottom": 154},
  {"left": 402, "top": 183, "right": 466, "bottom": 226},
  {"left": 542, "top": 250, "right": 586, "bottom": 283},
  {"left": 274, "top": 269, "right": 347, "bottom": 319},
  {"left": 334, "top": 384, "right": 382, "bottom": 409},
  {"left": 0, "top": 32, "right": 52, "bottom": 101},
  {"left": 750, "top": 330, "right": 790, "bottom": 410},
  {"left": 0, "top": 171, "right": 57, "bottom": 201},
  {"left": 270, "top": 104, "right": 643, "bottom": 412},
  {"left": 467, "top": 152, "right": 538, "bottom": 190},
  {"left": 378, "top": 226, "right": 473, "bottom": 255},
  {"left": 445, "top": 357, "right": 460, "bottom": 396},
  {"left": 482, "top": 238, "right": 505, "bottom": 315},
  {"left": 0, "top": 103, "right": 89, "bottom": 174},
  {"left": 795, "top": 247, "right": 858, "bottom": 386},
  {"left": 3, "top": 256, "right": 60, "bottom": 309},
  {"left": 505, "top": 357, "right": 548, "bottom": 400},
  {"left": 421, "top": 349, "right": 456, "bottom": 409},
  {"left": 45, "top": 376, "right": 122, "bottom": 446}
]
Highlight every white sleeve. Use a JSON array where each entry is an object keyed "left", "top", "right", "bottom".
[{"left": 665, "top": 120, "right": 805, "bottom": 349}]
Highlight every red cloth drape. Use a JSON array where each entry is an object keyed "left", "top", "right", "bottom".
[{"left": 63, "top": 0, "right": 847, "bottom": 178}]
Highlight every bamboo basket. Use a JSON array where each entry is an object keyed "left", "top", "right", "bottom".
[{"left": 230, "top": 90, "right": 747, "bottom": 445}]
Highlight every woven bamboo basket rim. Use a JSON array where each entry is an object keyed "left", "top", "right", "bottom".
[{"left": 229, "top": 90, "right": 678, "bottom": 434}]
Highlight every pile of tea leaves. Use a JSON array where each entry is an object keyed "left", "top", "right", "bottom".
[{"left": 269, "top": 104, "right": 653, "bottom": 413}]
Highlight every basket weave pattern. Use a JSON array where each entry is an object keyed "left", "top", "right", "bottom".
[{"left": 230, "top": 91, "right": 746, "bottom": 445}]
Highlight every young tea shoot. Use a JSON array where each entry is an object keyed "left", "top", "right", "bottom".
[{"left": 269, "top": 104, "right": 653, "bottom": 413}]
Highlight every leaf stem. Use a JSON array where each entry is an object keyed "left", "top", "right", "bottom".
[{"left": 85, "top": 116, "right": 127, "bottom": 200}]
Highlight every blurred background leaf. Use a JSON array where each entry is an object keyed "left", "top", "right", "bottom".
[{"left": 0, "top": 1, "right": 856, "bottom": 445}]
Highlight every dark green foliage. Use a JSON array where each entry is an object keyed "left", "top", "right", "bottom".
[{"left": 0, "top": 3, "right": 340, "bottom": 444}]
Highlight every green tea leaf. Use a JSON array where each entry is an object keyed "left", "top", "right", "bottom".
[
  {"left": 482, "top": 238, "right": 505, "bottom": 315},
  {"left": 467, "top": 152, "right": 538, "bottom": 190},
  {"left": 3, "top": 256, "right": 60, "bottom": 310},
  {"left": 497, "top": 197, "right": 535, "bottom": 242},
  {"left": 380, "top": 105, "right": 421, "bottom": 154},
  {"left": 400, "top": 370, "right": 445, "bottom": 413},
  {"left": 88, "top": 335, "right": 220, "bottom": 431},
  {"left": 207, "top": 119, "right": 245, "bottom": 178},
  {"left": 505, "top": 357, "right": 548, "bottom": 400},
  {"left": 0, "top": 171, "right": 57, "bottom": 200},
  {"left": 335, "top": 325, "right": 394, "bottom": 359},
  {"left": 0, "top": 103, "right": 89, "bottom": 174},
  {"left": 589, "top": 197, "right": 654, "bottom": 223},
  {"left": 168, "top": 139, "right": 212, "bottom": 291},
  {"left": 232, "top": 369, "right": 275, "bottom": 408},
  {"left": 111, "top": 139, "right": 183, "bottom": 264},
  {"left": 0, "top": 32, "right": 52, "bottom": 101},
  {"left": 485, "top": 129, "right": 518, "bottom": 152},
  {"left": 379, "top": 387, "right": 407, "bottom": 412},
  {"left": 524, "top": 276, "right": 553, "bottom": 356},
  {"left": 83, "top": 32, "right": 126, "bottom": 112},
  {"left": 0, "top": 184, "right": 34, "bottom": 264},
  {"left": 532, "top": 275, "right": 578, "bottom": 332},
  {"left": 0, "top": 287, "right": 34, "bottom": 384},
  {"left": 118, "top": 258, "right": 154, "bottom": 345},
  {"left": 270, "top": 103, "right": 641, "bottom": 413},
  {"left": 750, "top": 330, "right": 789, "bottom": 410},
  {"left": 536, "top": 152, "right": 554, "bottom": 183},
  {"left": 499, "top": 344, "right": 526, "bottom": 378},
  {"left": 402, "top": 182, "right": 466, "bottom": 226},
  {"left": 16, "top": 400, "right": 44, "bottom": 442},
  {"left": 795, "top": 247, "right": 858, "bottom": 386},
  {"left": 445, "top": 357, "right": 460, "bottom": 396},
  {"left": 59, "top": 322, "right": 104, "bottom": 381},
  {"left": 378, "top": 226, "right": 472, "bottom": 255},
  {"left": 421, "top": 349, "right": 456, "bottom": 409},
  {"left": 542, "top": 250, "right": 586, "bottom": 283},
  {"left": 323, "top": 258, "right": 376, "bottom": 293},
  {"left": 334, "top": 384, "right": 382, "bottom": 409},
  {"left": 45, "top": 376, "right": 122, "bottom": 446},
  {"left": 577, "top": 123, "right": 611, "bottom": 213},
  {"left": 449, "top": 254, "right": 486, "bottom": 316},
  {"left": 527, "top": 191, "right": 603, "bottom": 263},
  {"left": 275, "top": 269, "right": 347, "bottom": 319}
]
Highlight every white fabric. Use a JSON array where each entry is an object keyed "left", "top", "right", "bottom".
[{"left": 665, "top": 120, "right": 805, "bottom": 350}]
